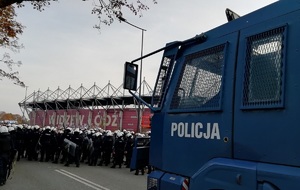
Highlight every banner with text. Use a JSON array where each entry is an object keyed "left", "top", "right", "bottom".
[{"left": 30, "top": 108, "right": 151, "bottom": 132}]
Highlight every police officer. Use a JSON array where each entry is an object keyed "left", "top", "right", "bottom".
[
  {"left": 49, "top": 127, "right": 58, "bottom": 162},
  {"left": 80, "top": 130, "right": 91, "bottom": 163},
  {"left": 26, "top": 126, "right": 39, "bottom": 161},
  {"left": 65, "top": 128, "right": 83, "bottom": 167},
  {"left": 0, "top": 126, "right": 12, "bottom": 186},
  {"left": 134, "top": 133, "right": 147, "bottom": 175},
  {"left": 89, "top": 132, "right": 102, "bottom": 166},
  {"left": 60, "top": 127, "right": 73, "bottom": 164},
  {"left": 124, "top": 132, "right": 134, "bottom": 168},
  {"left": 111, "top": 132, "right": 125, "bottom": 168},
  {"left": 99, "top": 130, "right": 114, "bottom": 166},
  {"left": 15, "top": 125, "right": 25, "bottom": 161},
  {"left": 52, "top": 129, "right": 64, "bottom": 164},
  {"left": 7, "top": 126, "right": 16, "bottom": 151},
  {"left": 39, "top": 126, "right": 52, "bottom": 162}
]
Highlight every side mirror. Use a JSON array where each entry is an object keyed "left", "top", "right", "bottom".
[{"left": 123, "top": 62, "right": 138, "bottom": 91}]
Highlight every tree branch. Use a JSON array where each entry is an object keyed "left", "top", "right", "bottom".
[{"left": 0, "top": 0, "right": 23, "bottom": 8}]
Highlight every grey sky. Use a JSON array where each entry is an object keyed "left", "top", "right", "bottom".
[{"left": 0, "top": 0, "right": 277, "bottom": 115}]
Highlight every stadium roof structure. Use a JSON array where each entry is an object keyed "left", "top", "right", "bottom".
[{"left": 19, "top": 79, "right": 153, "bottom": 117}]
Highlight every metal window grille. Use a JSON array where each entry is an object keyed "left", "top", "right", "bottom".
[
  {"left": 170, "top": 44, "right": 226, "bottom": 110},
  {"left": 242, "top": 26, "right": 286, "bottom": 108},
  {"left": 152, "top": 56, "right": 175, "bottom": 108}
]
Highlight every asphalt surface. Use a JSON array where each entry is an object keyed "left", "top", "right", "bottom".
[{"left": 2, "top": 159, "right": 147, "bottom": 190}]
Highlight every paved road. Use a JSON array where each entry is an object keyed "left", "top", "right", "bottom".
[{"left": 2, "top": 160, "right": 147, "bottom": 190}]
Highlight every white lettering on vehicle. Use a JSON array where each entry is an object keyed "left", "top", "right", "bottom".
[{"left": 171, "top": 122, "right": 220, "bottom": 140}]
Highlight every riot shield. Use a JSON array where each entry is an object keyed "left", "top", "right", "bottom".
[
  {"left": 130, "top": 137, "right": 150, "bottom": 170},
  {"left": 63, "top": 138, "right": 77, "bottom": 157}
]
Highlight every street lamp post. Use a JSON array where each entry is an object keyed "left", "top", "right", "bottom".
[
  {"left": 22, "top": 86, "right": 29, "bottom": 119},
  {"left": 119, "top": 16, "right": 146, "bottom": 133}
]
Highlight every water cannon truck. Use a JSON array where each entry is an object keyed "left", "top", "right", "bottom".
[{"left": 124, "top": 0, "right": 300, "bottom": 189}]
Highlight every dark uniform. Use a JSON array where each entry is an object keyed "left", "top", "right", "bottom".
[
  {"left": 111, "top": 133, "right": 125, "bottom": 168},
  {"left": 49, "top": 130, "right": 58, "bottom": 161},
  {"left": 65, "top": 129, "right": 83, "bottom": 167},
  {"left": 80, "top": 134, "right": 91, "bottom": 163},
  {"left": 124, "top": 135, "right": 134, "bottom": 168},
  {"left": 60, "top": 128, "right": 73, "bottom": 164},
  {"left": 15, "top": 126, "right": 25, "bottom": 161},
  {"left": 0, "top": 127, "right": 12, "bottom": 186},
  {"left": 100, "top": 133, "right": 114, "bottom": 166},
  {"left": 53, "top": 131, "right": 64, "bottom": 164},
  {"left": 39, "top": 128, "right": 52, "bottom": 162},
  {"left": 89, "top": 133, "right": 102, "bottom": 166},
  {"left": 26, "top": 127, "right": 40, "bottom": 161}
]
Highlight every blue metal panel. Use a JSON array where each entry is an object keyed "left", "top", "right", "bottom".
[
  {"left": 260, "top": 183, "right": 279, "bottom": 190},
  {"left": 150, "top": 32, "right": 239, "bottom": 177},
  {"left": 200, "top": 1, "right": 300, "bottom": 41},
  {"left": 160, "top": 173, "right": 185, "bottom": 190},
  {"left": 257, "top": 162, "right": 300, "bottom": 189},
  {"left": 149, "top": 113, "right": 165, "bottom": 169},
  {"left": 234, "top": 7, "right": 300, "bottom": 166},
  {"left": 189, "top": 158, "right": 257, "bottom": 190}
]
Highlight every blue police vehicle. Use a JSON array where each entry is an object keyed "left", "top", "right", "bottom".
[{"left": 124, "top": 0, "right": 300, "bottom": 189}]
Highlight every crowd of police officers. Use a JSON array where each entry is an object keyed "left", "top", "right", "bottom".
[{"left": 0, "top": 124, "right": 151, "bottom": 186}]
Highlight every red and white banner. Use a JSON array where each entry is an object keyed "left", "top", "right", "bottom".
[{"left": 30, "top": 108, "right": 151, "bottom": 132}]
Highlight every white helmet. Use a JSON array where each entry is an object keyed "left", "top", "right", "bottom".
[
  {"left": 106, "top": 131, "right": 113, "bottom": 136},
  {"left": 95, "top": 132, "right": 102, "bottom": 137},
  {"left": 8, "top": 126, "right": 14, "bottom": 132},
  {"left": 117, "top": 132, "right": 123, "bottom": 137},
  {"left": 136, "top": 133, "right": 144, "bottom": 137},
  {"left": 0, "top": 126, "right": 8, "bottom": 133}
]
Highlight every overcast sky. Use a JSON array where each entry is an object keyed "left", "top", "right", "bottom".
[{"left": 0, "top": 0, "right": 277, "bottom": 115}]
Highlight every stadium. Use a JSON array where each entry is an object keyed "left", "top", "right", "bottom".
[{"left": 18, "top": 80, "right": 153, "bottom": 132}]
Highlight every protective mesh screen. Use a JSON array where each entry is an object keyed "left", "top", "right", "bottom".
[
  {"left": 243, "top": 26, "right": 285, "bottom": 107},
  {"left": 170, "top": 44, "right": 225, "bottom": 110},
  {"left": 152, "top": 56, "right": 175, "bottom": 108}
]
